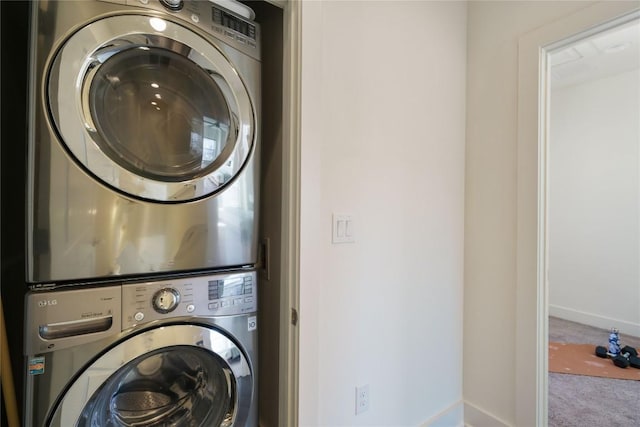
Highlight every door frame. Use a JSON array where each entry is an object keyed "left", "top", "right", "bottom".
[
  {"left": 269, "top": 0, "right": 301, "bottom": 425},
  {"left": 516, "top": 3, "right": 640, "bottom": 426}
]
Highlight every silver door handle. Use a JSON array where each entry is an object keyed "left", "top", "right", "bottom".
[{"left": 39, "top": 315, "right": 113, "bottom": 340}]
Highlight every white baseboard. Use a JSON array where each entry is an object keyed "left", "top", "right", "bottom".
[
  {"left": 463, "top": 401, "right": 511, "bottom": 427},
  {"left": 549, "top": 304, "right": 640, "bottom": 338},
  {"left": 420, "top": 400, "right": 464, "bottom": 427}
]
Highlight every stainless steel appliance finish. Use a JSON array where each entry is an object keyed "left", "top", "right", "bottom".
[
  {"left": 24, "top": 271, "right": 258, "bottom": 427},
  {"left": 27, "top": 0, "right": 261, "bottom": 283}
]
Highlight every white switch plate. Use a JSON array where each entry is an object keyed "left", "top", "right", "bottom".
[{"left": 332, "top": 213, "right": 354, "bottom": 243}]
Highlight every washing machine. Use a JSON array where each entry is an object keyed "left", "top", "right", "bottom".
[
  {"left": 24, "top": 270, "right": 258, "bottom": 426},
  {"left": 27, "top": 0, "right": 261, "bottom": 283}
]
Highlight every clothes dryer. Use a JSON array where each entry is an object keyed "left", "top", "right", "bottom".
[
  {"left": 24, "top": 271, "right": 258, "bottom": 426},
  {"left": 27, "top": 0, "right": 261, "bottom": 283}
]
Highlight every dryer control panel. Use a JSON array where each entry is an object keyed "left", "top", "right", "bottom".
[
  {"left": 98, "top": 0, "right": 261, "bottom": 59},
  {"left": 122, "top": 271, "right": 257, "bottom": 328}
]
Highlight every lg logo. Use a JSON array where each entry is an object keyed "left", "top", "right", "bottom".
[{"left": 38, "top": 299, "right": 58, "bottom": 308}]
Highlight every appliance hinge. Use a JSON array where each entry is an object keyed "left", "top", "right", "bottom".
[
  {"left": 291, "top": 308, "right": 298, "bottom": 326},
  {"left": 259, "top": 238, "right": 271, "bottom": 281}
]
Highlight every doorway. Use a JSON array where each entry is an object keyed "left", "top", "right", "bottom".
[
  {"left": 545, "top": 15, "right": 640, "bottom": 426},
  {"left": 517, "top": 4, "right": 640, "bottom": 426}
]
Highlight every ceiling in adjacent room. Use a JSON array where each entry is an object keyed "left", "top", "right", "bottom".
[{"left": 550, "top": 18, "right": 640, "bottom": 89}]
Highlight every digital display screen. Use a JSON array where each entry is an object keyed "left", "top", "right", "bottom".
[
  {"left": 212, "top": 7, "right": 256, "bottom": 40},
  {"left": 208, "top": 277, "right": 245, "bottom": 300}
]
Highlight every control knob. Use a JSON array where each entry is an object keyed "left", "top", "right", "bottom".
[
  {"left": 152, "top": 288, "right": 181, "bottom": 314},
  {"left": 160, "top": 0, "right": 183, "bottom": 11}
]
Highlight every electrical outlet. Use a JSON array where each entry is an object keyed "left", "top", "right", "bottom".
[{"left": 355, "top": 384, "right": 370, "bottom": 415}]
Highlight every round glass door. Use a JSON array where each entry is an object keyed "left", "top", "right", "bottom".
[
  {"left": 48, "top": 324, "right": 253, "bottom": 427},
  {"left": 77, "top": 346, "right": 233, "bottom": 426},
  {"left": 47, "top": 15, "right": 255, "bottom": 202},
  {"left": 88, "top": 46, "right": 232, "bottom": 182}
]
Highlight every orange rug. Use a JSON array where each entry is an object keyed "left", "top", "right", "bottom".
[{"left": 549, "top": 342, "right": 640, "bottom": 381}]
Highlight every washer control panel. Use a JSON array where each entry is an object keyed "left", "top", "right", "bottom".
[
  {"left": 25, "top": 271, "right": 256, "bottom": 354},
  {"left": 122, "top": 271, "right": 257, "bottom": 328}
]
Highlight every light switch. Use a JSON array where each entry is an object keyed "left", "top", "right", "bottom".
[{"left": 332, "top": 213, "right": 355, "bottom": 243}]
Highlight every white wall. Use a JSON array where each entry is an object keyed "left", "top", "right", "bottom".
[
  {"left": 299, "top": 1, "right": 467, "bottom": 425},
  {"left": 549, "top": 69, "right": 640, "bottom": 336},
  {"left": 464, "top": 1, "right": 596, "bottom": 426}
]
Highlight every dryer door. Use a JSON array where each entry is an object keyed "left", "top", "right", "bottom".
[
  {"left": 47, "top": 14, "right": 255, "bottom": 202},
  {"left": 47, "top": 324, "right": 253, "bottom": 427}
]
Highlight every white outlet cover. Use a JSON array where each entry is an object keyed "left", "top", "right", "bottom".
[{"left": 355, "top": 384, "right": 370, "bottom": 415}]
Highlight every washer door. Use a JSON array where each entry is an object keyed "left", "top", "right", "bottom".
[
  {"left": 47, "top": 324, "right": 253, "bottom": 427},
  {"left": 47, "top": 14, "right": 255, "bottom": 202}
]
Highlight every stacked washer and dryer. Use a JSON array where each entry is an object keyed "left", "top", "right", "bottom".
[{"left": 24, "top": 0, "right": 261, "bottom": 426}]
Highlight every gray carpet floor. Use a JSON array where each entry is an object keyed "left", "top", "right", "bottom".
[{"left": 548, "top": 317, "right": 640, "bottom": 427}]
